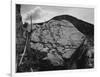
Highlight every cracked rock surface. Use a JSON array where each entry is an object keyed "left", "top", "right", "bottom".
[{"left": 29, "top": 19, "right": 85, "bottom": 66}]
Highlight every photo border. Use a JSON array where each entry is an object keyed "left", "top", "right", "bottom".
[{"left": 11, "top": 0, "right": 96, "bottom": 77}]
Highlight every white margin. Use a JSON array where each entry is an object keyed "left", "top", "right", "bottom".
[{"left": 11, "top": 0, "right": 95, "bottom": 77}]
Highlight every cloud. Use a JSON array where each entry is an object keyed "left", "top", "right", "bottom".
[
  {"left": 25, "top": 7, "right": 42, "bottom": 21},
  {"left": 22, "top": 7, "right": 59, "bottom": 24}
]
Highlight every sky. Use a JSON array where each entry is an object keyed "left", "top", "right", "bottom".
[{"left": 21, "top": 4, "right": 94, "bottom": 24}]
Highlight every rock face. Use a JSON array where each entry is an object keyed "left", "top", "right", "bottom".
[
  {"left": 30, "top": 20, "right": 85, "bottom": 63},
  {"left": 28, "top": 16, "right": 93, "bottom": 70},
  {"left": 16, "top": 5, "right": 94, "bottom": 72}
]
